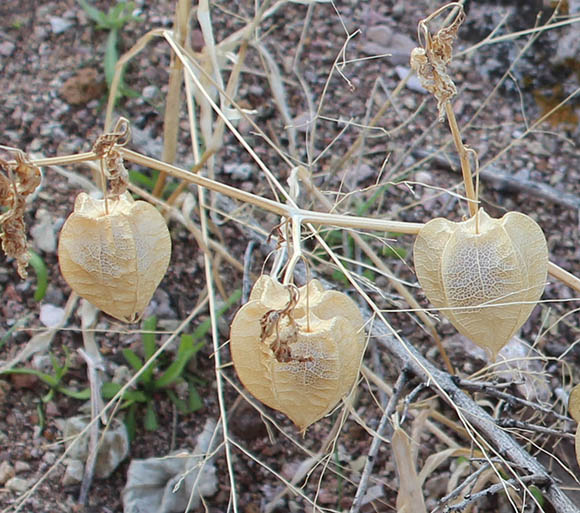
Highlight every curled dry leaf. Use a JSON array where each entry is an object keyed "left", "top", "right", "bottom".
[
  {"left": 410, "top": 5, "right": 465, "bottom": 120},
  {"left": 414, "top": 209, "right": 548, "bottom": 357},
  {"left": 230, "top": 275, "right": 365, "bottom": 431},
  {"left": 58, "top": 192, "right": 171, "bottom": 323},
  {"left": 569, "top": 384, "right": 580, "bottom": 468},
  {"left": 0, "top": 153, "right": 42, "bottom": 278}
]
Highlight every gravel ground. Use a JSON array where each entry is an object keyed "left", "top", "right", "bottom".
[{"left": 1, "top": 1, "right": 579, "bottom": 512}]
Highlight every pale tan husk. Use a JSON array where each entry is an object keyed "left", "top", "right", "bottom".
[
  {"left": 229, "top": 276, "right": 365, "bottom": 431},
  {"left": 569, "top": 385, "right": 580, "bottom": 467},
  {"left": 58, "top": 192, "right": 171, "bottom": 323},
  {"left": 414, "top": 209, "right": 548, "bottom": 357}
]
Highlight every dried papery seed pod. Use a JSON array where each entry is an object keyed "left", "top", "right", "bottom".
[
  {"left": 58, "top": 192, "right": 171, "bottom": 323},
  {"left": 569, "top": 385, "right": 580, "bottom": 423},
  {"left": 230, "top": 276, "right": 365, "bottom": 431},
  {"left": 569, "top": 385, "right": 580, "bottom": 467},
  {"left": 414, "top": 209, "right": 548, "bottom": 357}
]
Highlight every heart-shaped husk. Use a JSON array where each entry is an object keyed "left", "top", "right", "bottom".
[
  {"left": 569, "top": 385, "right": 580, "bottom": 467},
  {"left": 58, "top": 192, "right": 171, "bottom": 323},
  {"left": 413, "top": 209, "right": 548, "bottom": 357},
  {"left": 230, "top": 276, "right": 365, "bottom": 431}
]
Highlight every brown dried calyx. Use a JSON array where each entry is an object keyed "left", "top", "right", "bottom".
[
  {"left": 0, "top": 152, "right": 42, "bottom": 278},
  {"left": 410, "top": 3, "right": 465, "bottom": 121},
  {"left": 92, "top": 117, "right": 131, "bottom": 196},
  {"left": 230, "top": 276, "right": 366, "bottom": 432},
  {"left": 414, "top": 209, "right": 548, "bottom": 357}
]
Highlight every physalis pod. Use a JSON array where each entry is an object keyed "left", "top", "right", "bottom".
[
  {"left": 230, "top": 276, "right": 365, "bottom": 431},
  {"left": 569, "top": 385, "right": 580, "bottom": 468},
  {"left": 58, "top": 192, "right": 171, "bottom": 323},
  {"left": 414, "top": 209, "right": 548, "bottom": 357}
]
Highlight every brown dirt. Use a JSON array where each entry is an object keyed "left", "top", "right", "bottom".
[{"left": 1, "top": 1, "right": 579, "bottom": 512}]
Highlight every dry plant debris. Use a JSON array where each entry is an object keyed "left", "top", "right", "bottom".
[
  {"left": 58, "top": 191, "right": 171, "bottom": 323},
  {"left": 410, "top": 3, "right": 464, "bottom": 120},
  {"left": 230, "top": 275, "right": 365, "bottom": 431},
  {"left": 0, "top": 152, "right": 41, "bottom": 278},
  {"left": 414, "top": 209, "right": 548, "bottom": 356}
]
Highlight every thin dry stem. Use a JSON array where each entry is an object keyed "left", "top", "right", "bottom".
[{"left": 152, "top": 0, "right": 192, "bottom": 197}]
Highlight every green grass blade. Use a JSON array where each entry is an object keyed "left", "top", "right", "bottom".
[
  {"left": 58, "top": 387, "right": 91, "bottom": 400},
  {"left": 187, "top": 383, "right": 203, "bottom": 413},
  {"left": 144, "top": 402, "right": 158, "bottom": 431},
  {"left": 104, "top": 29, "right": 119, "bottom": 88},
  {"left": 122, "top": 348, "right": 143, "bottom": 373},
  {"left": 153, "top": 335, "right": 202, "bottom": 389},
  {"left": 28, "top": 251, "right": 48, "bottom": 302},
  {"left": 77, "top": 0, "right": 107, "bottom": 26},
  {"left": 0, "top": 368, "right": 59, "bottom": 388}
]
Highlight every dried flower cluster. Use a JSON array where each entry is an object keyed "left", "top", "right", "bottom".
[
  {"left": 410, "top": 6, "right": 464, "bottom": 120},
  {"left": 0, "top": 152, "right": 42, "bottom": 278},
  {"left": 230, "top": 276, "right": 365, "bottom": 431}
]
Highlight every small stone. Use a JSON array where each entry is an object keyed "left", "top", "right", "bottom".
[
  {"left": 43, "top": 451, "right": 57, "bottom": 465},
  {"left": 6, "top": 476, "right": 30, "bottom": 493},
  {"left": 223, "top": 162, "right": 253, "bottom": 180},
  {"left": 0, "top": 41, "right": 16, "bottom": 57},
  {"left": 142, "top": 85, "right": 157, "bottom": 100},
  {"left": 49, "top": 16, "right": 74, "bottom": 34},
  {"left": 45, "top": 401, "right": 60, "bottom": 417},
  {"left": 39, "top": 304, "right": 66, "bottom": 328},
  {"left": 9, "top": 372, "right": 39, "bottom": 390},
  {"left": 59, "top": 68, "right": 105, "bottom": 106},
  {"left": 63, "top": 416, "right": 129, "bottom": 478},
  {"left": 30, "top": 209, "right": 57, "bottom": 253},
  {"left": 14, "top": 461, "right": 31, "bottom": 473},
  {"left": 0, "top": 461, "right": 15, "bottom": 485},
  {"left": 396, "top": 66, "right": 427, "bottom": 94},
  {"left": 62, "top": 459, "right": 84, "bottom": 486}
]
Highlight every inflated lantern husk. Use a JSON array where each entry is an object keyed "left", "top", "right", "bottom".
[
  {"left": 569, "top": 385, "right": 580, "bottom": 468},
  {"left": 230, "top": 276, "right": 365, "bottom": 431},
  {"left": 58, "top": 192, "right": 171, "bottom": 323},
  {"left": 414, "top": 209, "right": 548, "bottom": 357}
]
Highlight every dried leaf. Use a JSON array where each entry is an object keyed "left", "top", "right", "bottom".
[
  {"left": 393, "top": 427, "right": 427, "bottom": 513},
  {"left": 230, "top": 276, "right": 365, "bottom": 431},
  {"left": 414, "top": 209, "right": 548, "bottom": 357},
  {"left": 58, "top": 192, "right": 171, "bottom": 323},
  {"left": 410, "top": 5, "right": 465, "bottom": 120}
]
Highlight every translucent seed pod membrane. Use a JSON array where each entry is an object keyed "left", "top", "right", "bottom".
[
  {"left": 414, "top": 209, "right": 548, "bottom": 357},
  {"left": 58, "top": 192, "right": 171, "bottom": 323},
  {"left": 230, "top": 276, "right": 366, "bottom": 432},
  {"left": 569, "top": 385, "right": 580, "bottom": 468}
]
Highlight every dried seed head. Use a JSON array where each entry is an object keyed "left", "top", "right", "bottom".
[
  {"left": 58, "top": 192, "right": 171, "bottom": 323},
  {"left": 410, "top": 5, "right": 465, "bottom": 120},
  {"left": 230, "top": 276, "right": 365, "bottom": 431},
  {"left": 414, "top": 209, "right": 548, "bottom": 357},
  {"left": 0, "top": 153, "right": 42, "bottom": 278}
]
